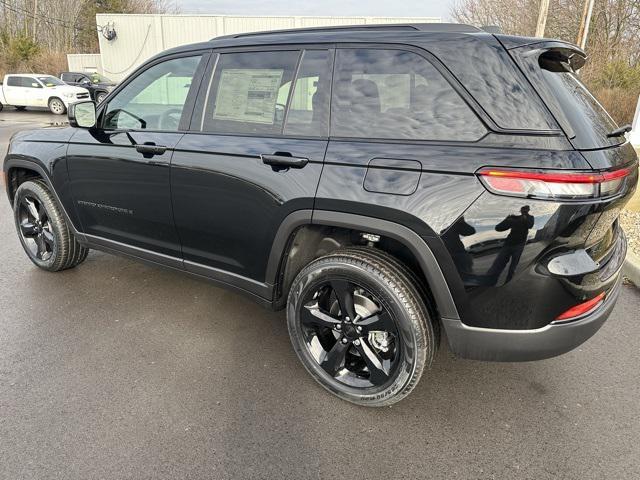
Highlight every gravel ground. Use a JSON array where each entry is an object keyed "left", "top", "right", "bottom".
[{"left": 621, "top": 209, "right": 640, "bottom": 256}]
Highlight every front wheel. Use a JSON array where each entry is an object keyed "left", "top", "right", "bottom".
[
  {"left": 287, "top": 248, "right": 436, "bottom": 406},
  {"left": 48, "top": 97, "right": 66, "bottom": 115},
  {"left": 13, "top": 180, "right": 89, "bottom": 271}
]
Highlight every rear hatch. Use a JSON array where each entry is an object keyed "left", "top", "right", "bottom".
[
  {"left": 499, "top": 37, "right": 638, "bottom": 274},
  {"left": 501, "top": 38, "right": 625, "bottom": 151}
]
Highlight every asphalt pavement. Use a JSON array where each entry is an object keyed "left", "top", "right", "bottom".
[{"left": 1, "top": 111, "right": 640, "bottom": 480}]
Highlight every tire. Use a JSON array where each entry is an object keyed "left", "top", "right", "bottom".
[
  {"left": 48, "top": 97, "right": 66, "bottom": 115},
  {"left": 96, "top": 92, "right": 107, "bottom": 103},
  {"left": 0, "top": 102, "right": 3, "bottom": 112},
  {"left": 14, "top": 106, "right": 26, "bottom": 111},
  {"left": 13, "top": 180, "right": 89, "bottom": 271},
  {"left": 287, "top": 247, "right": 436, "bottom": 406}
]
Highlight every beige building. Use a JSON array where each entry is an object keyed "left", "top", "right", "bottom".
[{"left": 68, "top": 14, "right": 441, "bottom": 81}]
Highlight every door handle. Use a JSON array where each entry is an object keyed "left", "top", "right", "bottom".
[
  {"left": 135, "top": 143, "right": 167, "bottom": 157},
  {"left": 261, "top": 153, "right": 309, "bottom": 170}
]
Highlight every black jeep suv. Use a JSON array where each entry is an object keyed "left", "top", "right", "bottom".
[{"left": 4, "top": 24, "right": 638, "bottom": 406}]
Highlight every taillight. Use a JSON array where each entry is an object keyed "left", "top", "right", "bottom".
[
  {"left": 554, "top": 292, "right": 606, "bottom": 322},
  {"left": 477, "top": 166, "right": 632, "bottom": 200}
]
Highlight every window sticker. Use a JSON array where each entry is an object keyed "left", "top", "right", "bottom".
[{"left": 213, "top": 69, "right": 284, "bottom": 124}]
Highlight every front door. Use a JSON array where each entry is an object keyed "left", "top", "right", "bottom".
[
  {"left": 67, "top": 53, "right": 208, "bottom": 258},
  {"left": 171, "top": 48, "right": 333, "bottom": 294}
]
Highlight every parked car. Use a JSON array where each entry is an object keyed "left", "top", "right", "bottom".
[
  {"left": 59, "top": 72, "right": 116, "bottom": 104},
  {"left": 3, "top": 24, "right": 638, "bottom": 406},
  {"left": 0, "top": 74, "right": 90, "bottom": 114}
]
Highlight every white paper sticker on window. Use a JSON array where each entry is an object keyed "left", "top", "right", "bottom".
[{"left": 213, "top": 69, "right": 284, "bottom": 124}]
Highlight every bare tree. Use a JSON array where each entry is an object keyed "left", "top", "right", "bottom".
[{"left": 451, "top": 0, "right": 640, "bottom": 123}]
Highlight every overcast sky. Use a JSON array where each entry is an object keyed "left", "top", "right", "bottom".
[{"left": 173, "top": 0, "right": 456, "bottom": 21}]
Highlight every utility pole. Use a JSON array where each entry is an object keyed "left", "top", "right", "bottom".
[
  {"left": 576, "top": 0, "right": 595, "bottom": 50},
  {"left": 535, "top": 0, "right": 550, "bottom": 38},
  {"left": 32, "top": 0, "right": 38, "bottom": 41}
]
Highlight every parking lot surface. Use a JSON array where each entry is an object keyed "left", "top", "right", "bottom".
[{"left": 1, "top": 113, "right": 640, "bottom": 479}]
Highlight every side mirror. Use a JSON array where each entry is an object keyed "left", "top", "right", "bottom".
[{"left": 68, "top": 101, "right": 96, "bottom": 129}]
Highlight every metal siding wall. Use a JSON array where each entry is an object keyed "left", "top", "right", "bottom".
[
  {"left": 160, "top": 16, "right": 221, "bottom": 49},
  {"left": 66, "top": 54, "right": 104, "bottom": 74},
  {"left": 222, "top": 16, "right": 296, "bottom": 34},
  {"left": 96, "top": 14, "right": 441, "bottom": 82},
  {"left": 299, "top": 17, "right": 366, "bottom": 27}
]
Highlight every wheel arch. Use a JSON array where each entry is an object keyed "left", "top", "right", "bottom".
[
  {"left": 5, "top": 160, "right": 49, "bottom": 204},
  {"left": 4, "top": 159, "right": 82, "bottom": 237},
  {"left": 267, "top": 210, "right": 460, "bottom": 320}
]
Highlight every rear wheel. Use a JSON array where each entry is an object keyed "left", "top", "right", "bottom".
[
  {"left": 287, "top": 248, "right": 436, "bottom": 406},
  {"left": 13, "top": 180, "right": 88, "bottom": 271},
  {"left": 48, "top": 97, "right": 66, "bottom": 115}
]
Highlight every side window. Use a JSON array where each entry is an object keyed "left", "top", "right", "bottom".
[
  {"left": 23, "top": 77, "right": 41, "bottom": 88},
  {"left": 201, "top": 50, "right": 299, "bottom": 135},
  {"left": 6, "top": 76, "right": 22, "bottom": 87},
  {"left": 103, "top": 55, "right": 202, "bottom": 131},
  {"left": 283, "top": 50, "right": 333, "bottom": 136},
  {"left": 331, "top": 49, "right": 486, "bottom": 141}
]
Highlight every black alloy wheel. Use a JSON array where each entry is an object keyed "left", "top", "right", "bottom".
[
  {"left": 287, "top": 248, "right": 435, "bottom": 406},
  {"left": 17, "top": 195, "right": 55, "bottom": 261},
  {"left": 13, "top": 180, "right": 89, "bottom": 271},
  {"left": 300, "top": 280, "right": 400, "bottom": 388}
]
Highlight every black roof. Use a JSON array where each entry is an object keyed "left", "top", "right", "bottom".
[{"left": 157, "top": 22, "right": 491, "bottom": 58}]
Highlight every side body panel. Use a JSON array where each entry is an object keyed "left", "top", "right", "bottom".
[
  {"left": 4, "top": 127, "right": 81, "bottom": 229},
  {"left": 66, "top": 129, "right": 184, "bottom": 257},
  {"left": 171, "top": 134, "right": 326, "bottom": 287},
  {"left": 317, "top": 141, "right": 601, "bottom": 329}
]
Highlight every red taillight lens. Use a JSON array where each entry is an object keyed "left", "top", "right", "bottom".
[
  {"left": 477, "top": 167, "right": 632, "bottom": 200},
  {"left": 554, "top": 292, "right": 606, "bottom": 322}
]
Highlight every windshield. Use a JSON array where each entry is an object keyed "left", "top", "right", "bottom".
[
  {"left": 37, "top": 76, "right": 65, "bottom": 87},
  {"left": 89, "top": 73, "right": 114, "bottom": 84}
]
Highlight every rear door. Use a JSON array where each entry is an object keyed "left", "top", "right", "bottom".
[
  {"left": 4, "top": 76, "right": 27, "bottom": 105},
  {"left": 171, "top": 47, "right": 333, "bottom": 294}
]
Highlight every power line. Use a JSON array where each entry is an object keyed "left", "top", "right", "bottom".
[{"left": 0, "top": 0, "right": 82, "bottom": 30}]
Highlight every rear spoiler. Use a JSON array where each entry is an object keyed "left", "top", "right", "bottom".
[{"left": 495, "top": 35, "right": 587, "bottom": 71}]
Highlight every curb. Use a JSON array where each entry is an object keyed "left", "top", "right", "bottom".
[{"left": 623, "top": 251, "right": 640, "bottom": 287}]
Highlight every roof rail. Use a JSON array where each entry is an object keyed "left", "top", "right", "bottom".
[{"left": 212, "top": 23, "right": 482, "bottom": 41}]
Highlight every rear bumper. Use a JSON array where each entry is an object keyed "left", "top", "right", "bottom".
[{"left": 442, "top": 273, "right": 623, "bottom": 362}]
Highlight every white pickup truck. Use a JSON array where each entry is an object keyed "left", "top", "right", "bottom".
[{"left": 0, "top": 74, "right": 90, "bottom": 115}]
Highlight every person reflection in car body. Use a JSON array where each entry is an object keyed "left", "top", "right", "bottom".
[{"left": 487, "top": 205, "right": 534, "bottom": 285}]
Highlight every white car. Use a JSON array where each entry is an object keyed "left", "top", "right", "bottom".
[{"left": 0, "top": 74, "right": 91, "bottom": 115}]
